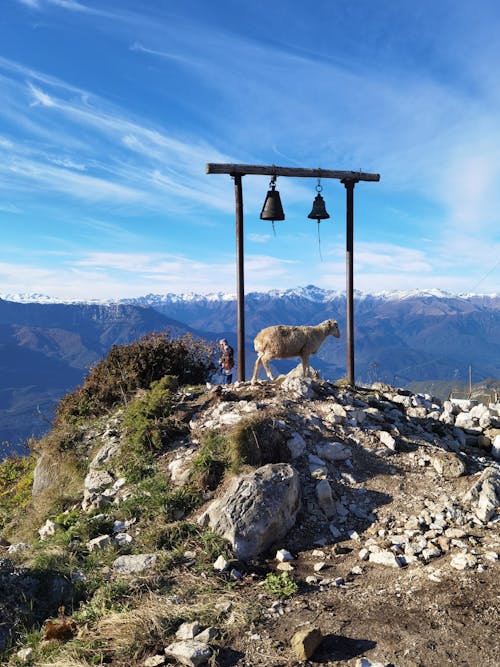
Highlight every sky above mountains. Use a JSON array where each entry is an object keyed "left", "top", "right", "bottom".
[{"left": 1, "top": 0, "right": 499, "bottom": 299}]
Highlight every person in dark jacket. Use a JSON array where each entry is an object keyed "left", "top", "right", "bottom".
[{"left": 218, "top": 338, "right": 234, "bottom": 384}]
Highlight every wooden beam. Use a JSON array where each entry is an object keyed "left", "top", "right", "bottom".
[{"left": 206, "top": 163, "right": 380, "bottom": 182}]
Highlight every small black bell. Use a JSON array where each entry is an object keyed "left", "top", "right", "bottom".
[
  {"left": 260, "top": 177, "right": 285, "bottom": 221},
  {"left": 308, "top": 192, "right": 330, "bottom": 220}
]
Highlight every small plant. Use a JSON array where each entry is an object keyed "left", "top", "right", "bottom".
[
  {"left": 262, "top": 571, "right": 298, "bottom": 598},
  {"left": 191, "top": 430, "right": 229, "bottom": 489},
  {"left": 74, "top": 580, "right": 132, "bottom": 622}
]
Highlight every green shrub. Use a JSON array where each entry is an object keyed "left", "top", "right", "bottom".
[
  {"left": 118, "top": 474, "right": 202, "bottom": 524},
  {"left": 55, "top": 331, "right": 216, "bottom": 425},
  {"left": 123, "top": 376, "right": 177, "bottom": 448},
  {"left": 262, "top": 571, "right": 298, "bottom": 598}
]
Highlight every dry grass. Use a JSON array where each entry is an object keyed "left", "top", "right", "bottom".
[
  {"left": 35, "top": 659, "right": 95, "bottom": 667},
  {"left": 94, "top": 585, "right": 259, "bottom": 656}
]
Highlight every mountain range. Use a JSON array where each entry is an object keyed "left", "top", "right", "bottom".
[{"left": 1, "top": 286, "right": 499, "bottom": 452}]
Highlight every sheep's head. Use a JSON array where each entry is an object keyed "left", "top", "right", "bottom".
[{"left": 325, "top": 319, "right": 340, "bottom": 338}]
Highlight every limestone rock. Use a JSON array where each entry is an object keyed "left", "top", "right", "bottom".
[
  {"left": 368, "top": 551, "right": 403, "bottom": 568},
  {"left": 16, "top": 647, "right": 34, "bottom": 663},
  {"left": 32, "top": 453, "right": 59, "bottom": 497},
  {"left": 316, "top": 479, "right": 335, "bottom": 518},
  {"left": 463, "top": 467, "right": 499, "bottom": 522},
  {"left": 492, "top": 434, "right": 500, "bottom": 460},
  {"left": 84, "top": 469, "right": 114, "bottom": 492},
  {"left": 198, "top": 463, "right": 301, "bottom": 559},
  {"left": 90, "top": 441, "right": 120, "bottom": 469},
  {"left": 87, "top": 535, "right": 112, "bottom": 551},
  {"left": 164, "top": 640, "right": 212, "bottom": 667},
  {"left": 143, "top": 656, "right": 166, "bottom": 667},
  {"left": 455, "top": 412, "right": 474, "bottom": 430},
  {"left": 7, "top": 543, "right": 30, "bottom": 554},
  {"left": 176, "top": 621, "right": 201, "bottom": 640},
  {"left": 38, "top": 519, "right": 60, "bottom": 540},
  {"left": 316, "top": 441, "right": 352, "bottom": 462},
  {"left": 281, "top": 376, "right": 316, "bottom": 398},
  {"left": 377, "top": 430, "right": 397, "bottom": 451},
  {"left": 450, "top": 552, "right": 478, "bottom": 570},
  {"left": 213, "top": 555, "right": 229, "bottom": 571},
  {"left": 276, "top": 548, "right": 294, "bottom": 562},
  {"left": 287, "top": 432, "right": 306, "bottom": 458},
  {"left": 113, "top": 554, "right": 157, "bottom": 574},
  {"left": 355, "top": 658, "right": 388, "bottom": 667},
  {"left": 431, "top": 451, "right": 466, "bottom": 479},
  {"left": 291, "top": 627, "right": 322, "bottom": 660},
  {"left": 194, "top": 627, "right": 217, "bottom": 643}
]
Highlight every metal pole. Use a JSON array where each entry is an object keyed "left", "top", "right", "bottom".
[
  {"left": 234, "top": 174, "right": 245, "bottom": 381},
  {"left": 343, "top": 180, "right": 356, "bottom": 386}
]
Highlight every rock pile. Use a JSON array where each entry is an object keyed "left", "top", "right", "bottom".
[{"left": 186, "top": 379, "right": 500, "bottom": 565}]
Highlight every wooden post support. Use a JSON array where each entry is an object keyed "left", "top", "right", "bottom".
[
  {"left": 343, "top": 179, "right": 356, "bottom": 386},
  {"left": 234, "top": 174, "right": 245, "bottom": 381}
]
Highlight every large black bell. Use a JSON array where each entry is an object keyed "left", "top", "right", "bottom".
[
  {"left": 260, "top": 182, "right": 285, "bottom": 221},
  {"left": 308, "top": 192, "right": 330, "bottom": 220}
]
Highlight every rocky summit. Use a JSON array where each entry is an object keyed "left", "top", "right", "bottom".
[{"left": 1, "top": 369, "right": 499, "bottom": 666}]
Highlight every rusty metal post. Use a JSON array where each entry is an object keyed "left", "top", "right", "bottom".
[
  {"left": 343, "top": 179, "right": 356, "bottom": 386},
  {"left": 234, "top": 174, "right": 245, "bottom": 381}
]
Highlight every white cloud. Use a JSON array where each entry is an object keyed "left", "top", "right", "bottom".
[
  {"left": 0, "top": 203, "right": 22, "bottom": 213},
  {"left": 48, "top": 0, "right": 89, "bottom": 11},
  {"left": 130, "top": 42, "right": 189, "bottom": 64},
  {"left": 3, "top": 156, "right": 143, "bottom": 203},
  {"left": 28, "top": 83, "right": 56, "bottom": 107},
  {"left": 16, "top": 0, "right": 40, "bottom": 7},
  {"left": 50, "top": 157, "right": 86, "bottom": 171},
  {"left": 355, "top": 243, "right": 433, "bottom": 274},
  {"left": 247, "top": 233, "right": 272, "bottom": 244}
]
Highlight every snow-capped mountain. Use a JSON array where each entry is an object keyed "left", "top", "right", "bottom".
[
  {"left": 2, "top": 285, "right": 499, "bottom": 307},
  {"left": 1, "top": 286, "right": 499, "bottom": 452}
]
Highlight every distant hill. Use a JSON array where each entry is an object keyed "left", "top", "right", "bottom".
[
  {"left": 0, "top": 300, "right": 193, "bottom": 451},
  {"left": 123, "top": 286, "right": 500, "bottom": 386},
  {"left": 1, "top": 287, "right": 499, "bottom": 452}
]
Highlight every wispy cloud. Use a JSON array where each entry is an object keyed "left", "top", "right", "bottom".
[
  {"left": 15, "top": 0, "right": 40, "bottom": 8},
  {"left": 47, "top": 0, "right": 90, "bottom": 11},
  {"left": 130, "top": 42, "right": 190, "bottom": 64},
  {"left": 247, "top": 233, "right": 272, "bottom": 244},
  {"left": 0, "top": 57, "right": 234, "bottom": 212},
  {"left": 28, "top": 83, "right": 56, "bottom": 107},
  {"left": 3, "top": 156, "right": 143, "bottom": 202}
]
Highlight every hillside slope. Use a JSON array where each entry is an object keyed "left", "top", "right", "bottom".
[
  {"left": 0, "top": 300, "right": 192, "bottom": 449},
  {"left": 1, "top": 366, "right": 499, "bottom": 666}
]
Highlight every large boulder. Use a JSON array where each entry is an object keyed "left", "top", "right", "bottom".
[{"left": 198, "top": 463, "right": 301, "bottom": 559}]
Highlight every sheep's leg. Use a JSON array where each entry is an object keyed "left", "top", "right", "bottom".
[
  {"left": 261, "top": 356, "right": 275, "bottom": 381},
  {"left": 301, "top": 354, "right": 311, "bottom": 377},
  {"left": 251, "top": 355, "right": 263, "bottom": 384}
]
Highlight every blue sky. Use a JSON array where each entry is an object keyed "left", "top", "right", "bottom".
[{"left": 0, "top": 0, "right": 499, "bottom": 299}]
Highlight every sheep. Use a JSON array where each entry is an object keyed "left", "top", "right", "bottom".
[{"left": 251, "top": 319, "right": 340, "bottom": 383}]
